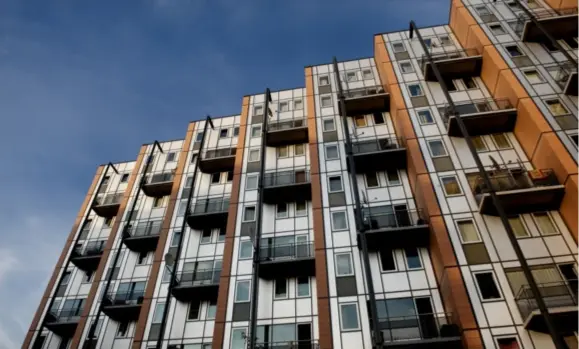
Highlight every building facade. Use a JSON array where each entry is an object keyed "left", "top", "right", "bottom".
[{"left": 23, "top": 0, "right": 578, "bottom": 348}]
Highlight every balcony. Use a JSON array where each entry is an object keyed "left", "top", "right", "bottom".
[
  {"left": 44, "top": 309, "right": 82, "bottom": 338},
  {"left": 350, "top": 137, "right": 407, "bottom": 172},
  {"left": 102, "top": 291, "right": 144, "bottom": 322},
  {"left": 258, "top": 242, "right": 315, "bottom": 279},
  {"left": 440, "top": 98, "right": 517, "bottom": 137},
  {"left": 472, "top": 168, "right": 565, "bottom": 215},
  {"left": 255, "top": 341, "right": 319, "bottom": 349},
  {"left": 92, "top": 192, "right": 123, "bottom": 217},
  {"left": 340, "top": 86, "right": 390, "bottom": 116},
  {"left": 374, "top": 313, "right": 462, "bottom": 349},
  {"left": 70, "top": 241, "right": 106, "bottom": 271},
  {"left": 358, "top": 208, "right": 429, "bottom": 250},
  {"left": 263, "top": 170, "right": 312, "bottom": 205},
  {"left": 142, "top": 172, "right": 174, "bottom": 197},
  {"left": 187, "top": 197, "right": 230, "bottom": 230},
  {"left": 266, "top": 118, "right": 309, "bottom": 147},
  {"left": 513, "top": 8, "right": 578, "bottom": 43},
  {"left": 198, "top": 147, "right": 236, "bottom": 173},
  {"left": 171, "top": 268, "right": 221, "bottom": 302},
  {"left": 123, "top": 221, "right": 161, "bottom": 252},
  {"left": 516, "top": 281, "right": 578, "bottom": 333},
  {"left": 549, "top": 62, "right": 578, "bottom": 96},
  {"left": 421, "top": 49, "right": 483, "bottom": 82}
]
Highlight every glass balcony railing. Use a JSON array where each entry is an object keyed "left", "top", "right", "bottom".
[
  {"left": 515, "top": 280, "right": 578, "bottom": 319},
  {"left": 202, "top": 147, "right": 237, "bottom": 160},
  {"left": 176, "top": 268, "right": 221, "bottom": 287},
  {"left": 439, "top": 98, "right": 515, "bottom": 125},
  {"left": 254, "top": 340, "right": 319, "bottom": 349},
  {"left": 268, "top": 118, "right": 306, "bottom": 132},
  {"left": 263, "top": 170, "right": 310, "bottom": 188},
  {"left": 361, "top": 208, "right": 427, "bottom": 231},
  {"left": 472, "top": 168, "right": 559, "bottom": 195},
  {"left": 47, "top": 308, "right": 83, "bottom": 323},
  {"left": 145, "top": 172, "right": 174, "bottom": 185},
  {"left": 373, "top": 312, "right": 460, "bottom": 343},
  {"left": 343, "top": 86, "right": 386, "bottom": 99},
  {"left": 420, "top": 48, "right": 480, "bottom": 69},
  {"left": 125, "top": 220, "right": 162, "bottom": 238},
  {"left": 105, "top": 291, "right": 145, "bottom": 306},
  {"left": 190, "top": 197, "right": 230, "bottom": 215},
  {"left": 351, "top": 137, "right": 405, "bottom": 155},
  {"left": 513, "top": 7, "right": 578, "bottom": 37},
  {"left": 94, "top": 192, "right": 123, "bottom": 206},
  {"left": 259, "top": 242, "right": 314, "bottom": 261},
  {"left": 72, "top": 240, "right": 106, "bottom": 257}
]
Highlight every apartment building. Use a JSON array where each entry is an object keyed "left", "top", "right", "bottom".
[{"left": 23, "top": 0, "right": 578, "bottom": 348}]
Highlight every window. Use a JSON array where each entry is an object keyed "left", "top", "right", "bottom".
[
  {"left": 405, "top": 248, "right": 422, "bottom": 269},
  {"left": 153, "top": 196, "right": 165, "bottom": 208},
  {"left": 489, "top": 24, "right": 506, "bottom": 35},
  {"left": 201, "top": 229, "right": 212, "bottom": 244},
  {"left": 206, "top": 300, "right": 217, "bottom": 319},
  {"left": 362, "top": 69, "right": 373, "bottom": 80},
  {"left": 246, "top": 174, "right": 258, "bottom": 190},
  {"left": 373, "top": 113, "right": 385, "bottom": 125},
  {"left": 188, "top": 301, "right": 200, "bottom": 320},
  {"left": 542, "top": 41, "right": 559, "bottom": 52},
  {"left": 321, "top": 95, "right": 332, "bottom": 108},
  {"left": 276, "top": 203, "right": 288, "bottom": 219},
  {"left": 231, "top": 328, "right": 248, "bottom": 349},
  {"left": 277, "top": 146, "right": 289, "bottom": 158},
  {"left": 211, "top": 173, "right": 221, "bottom": 184},
  {"left": 472, "top": 136, "right": 488, "bottom": 152},
  {"left": 523, "top": 69, "right": 544, "bottom": 84},
  {"left": 233, "top": 127, "right": 239, "bottom": 137},
  {"left": 219, "top": 129, "right": 228, "bottom": 138},
  {"left": 295, "top": 201, "right": 307, "bottom": 216},
  {"left": 117, "top": 321, "right": 129, "bottom": 337},
  {"left": 218, "top": 227, "right": 226, "bottom": 242},
  {"left": 505, "top": 45, "right": 523, "bottom": 57},
  {"left": 61, "top": 271, "right": 72, "bottom": 285},
  {"left": 365, "top": 172, "right": 379, "bottom": 188},
  {"left": 294, "top": 144, "right": 305, "bottom": 156},
  {"left": 346, "top": 71, "right": 358, "bottom": 82},
  {"left": 248, "top": 149, "right": 260, "bottom": 162},
  {"left": 323, "top": 118, "right": 335, "bottom": 131},
  {"left": 328, "top": 175, "right": 343, "bottom": 192},
  {"left": 457, "top": 220, "right": 481, "bottom": 243},
  {"left": 545, "top": 99, "right": 569, "bottom": 116},
  {"left": 400, "top": 61, "right": 414, "bottom": 73},
  {"left": 274, "top": 278, "right": 288, "bottom": 299},
  {"left": 331, "top": 211, "right": 348, "bottom": 231},
  {"left": 254, "top": 105, "right": 263, "bottom": 115},
  {"left": 294, "top": 99, "right": 303, "bottom": 110},
  {"left": 354, "top": 115, "right": 367, "bottom": 127},
  {"left": 171, "top": 231, "right": 182, "bottom": 247},
  {"left": 427, "top": 139, "right": 447, "bottom": 157},
  {"left": 235, "top": 280, "right": 251, "bottom": 302},
  {"left": 462, "top": 77, "right": 477, "bottom": 89},
  {"left": 196, "top": 132, "right": 204, "bottom": 142},
  {"left": 507, "top": 1, "right": 520, "bottom": 10},
  {"left": 497, "top": 337, "right": 520, "bottom": 349},
  {"left": 335, "top": 253, "right": 354, "bottom": 276},
  {"left": 386, "top": 170, "right": 401, "bottom": 186},
  {"left": 297, "top": 277, "right": 310, "bottom": 297},
  {"left": 339, "top": 303, "right": 360, "bottom": 330},
  {"left": 408, "top": 84, "right": 423, "bottom": 97},
  {"left": 319, "top": 75, "right": 329, "bottom": 85},
  {"left": 227, "top": 170, "right": 233, "bottom": 182},
  {"left": 325, "top": 145, "right": 339, "bottom": 159},
  {"left": 392, "top": 42, "right": 406, "bottom": 52},
  {"left": 239, "top": 240, "right": 253, "bottom": 259},
  {"left": 166, "top": 152, "right": 176, "bottom": 162},
  {"left": 251, "top": 125, "right": 261, "bottom": 138},
  {"left": 121, "top": 173, "right": 129, "bottom": 183},
  {"left": 279, "top": 101, "right": 289, "bottom": 112},
  {"left": 417, "top": 110, "right": 434, "bottom": 124},
  {"left": 439, "top": 35, "right": 451, "bottom": 46},
  {"left": 492, "top": 133, "right": 511, "bottom": 149},
  {"left": 137, "top": 251, "right": 148, "bottom": 265},
  {"left": 243, "top": 206, "right": 256, "bottom": 222},
  {"left": 475, "top": 5, "right": 491, "bottom": 15},
  {"left": 474, "top": 272, "right": 502, "bottom": 300},
  {"left": 152, "top": 303, "right": 165, "bottom": 323},
  {"left": 533, "top": 212, "right": 558, "bottom": 236},
  {"left": 509, "top": 216, "right": 529, "bottom": 238},
  {"left": 379, "top": 249, "right": 396, "bottom": 271},
  {"left": 441, "top": 176, "right": 462, "bottom": 196}
]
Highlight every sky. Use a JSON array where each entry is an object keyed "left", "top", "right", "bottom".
[{"left": 0, "top": 0, "right": 448, "bottom": 347}]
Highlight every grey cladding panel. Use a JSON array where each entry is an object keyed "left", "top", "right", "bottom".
[
  {"left": 328, "top": 192, "right": 347, "bottom": 207},
  {"left": 394, "top": 52, "right": 410, "bottom": 61},
  {"left": 247, "top": 161, "right": 261, "bottom": 173},
  {"left": 555, "top": 115, "right": 578, "bottom": 130},
  {"left": 232, "top": 303, "right": 251, "bottom": 321},
  {"left": 319, "top": 85, "right": 332, "bottom": 94},
  {"left": 463, "top": 243, "right": 491, "bottom": 265},
  {"left": 240, "top": 222, "right": 256, "bottom": 238},
  {"left": 433, "top": 157, "right": 454, "bottom": 172},
  {"left": 252, "top": 114, "right": 264, "bottom": 125},
  {"left": 322, "top": 131, "right": 338, "bottom": 143},
  {"left": 410, "top": 96, "right": 429, "bottom": 108},
  {"left": 193, "top": 142, "right": 201, "bottom": 151},
  {"left": 336, "top": 276, "right": 357, "bottom": 297}
]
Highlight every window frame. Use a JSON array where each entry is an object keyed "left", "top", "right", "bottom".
[
  {"left": 404, "top": 248, "right": 423, "bottom": 269},
  {"left": 473, "top": 271, "right": 503, "bottom": 301},
  {"left": 322, "top": 117, "right": 336, "bottom": 132},
  {"left": 335, "top": 252, "right": 354, "bottom": 276},
  {"left": 441, "top": 175, "right": 463, "bottom": 196},
  {"left": 247, "top": 149, "right": 260, "bottom": 162},
  {"left": 242, "top": 206, "right": 256, "bottom": 222},
  {"left": 392, "top": 41, "right": 406, "bottom": 53},
  {"left": 331, "top": 211, "right": 349, "bottom": 231},
  {"left": 234, "top": 280, "right": 251, "bottom": 303},
  {"left": 276, "top": 203, "right": 289, "bottom": 219},
  {"left": 399, "top": 61, "right": 414, "bottom": 73},
  {"left": 251, "top": 125, "right": 262, "bottom": 138},
  {"left": 545, "top": 99, "right": 570, "bottom": 116},
  {"left": 328, "top": 175, "right": 344, "bottom": 193},
  {"left": 346, "top": 71, "right": 358, "bottom": 82},
  {"left": 296, "top": 276, "right": 311, "bottom": 297},
  {"left": 294, "top": 99, "right": 303, "bottom": 110},
  {"left": 408, "top": 84, "right": 424, "bottom": 97},
  {"left": 365, "top": 172, "right": 380, "bottom": 188},
  {"left": 246, "top": 174, "right": 258, "bottom": 190},
  {"left": 274, "top": 278, "right": 288, "bottom": 299},
  {"left": 187, "top": 301, "right": 201, "bottom": 321},
  {"left": 386, "top": 169, "right": 401, "bottom": 186},
  {"left": 427, "top": 139, "right": 448, "bottom": 158},
  {"left": 532, "top": 212, "right": 559, "bottom": 236},
  {"left": 320, "top": 95, "right": 333, "bottom": 108},
  {"left": 472, "top": 136, "right": 488, "bottom": 152},
  {"left": 417, "top": 109, "right": 434, "bottom": 125},
  {"left": 489, "top": 23, "right": 506, "bottom": 35},
  {"left": 523, "top": 69, "right": 544, "bottom": 84},
  {"left": 339, "top": 303, "right": 361, "bottom": 331},
  {"left": 505, "top": 44, "right": 524, "bottom": 57},
  {"left": 294, "top": 144, "right": 305, "bottom": 156},
  {"left": 239, "top": 240, "right": 253, "bottom": 260},
  {"left": 279, "top": 101, "right": 290, "bottom": 112},
  {"left": 200, "top": 229, "right": 212, "bottom": 244},
  {"left": 325, "top": 144, "right": 339, "bottom": 159},
  {"left": 456, "top": 219, "right": 482, "bottom": 243},
  {"left": 379, "top": 248, "right": 397, "bottom": 272},
  {"left": 210, "top": 173, "right": 221, "bottom": 185},
  {"left": 362, "top": 69, "right": 374, "bottom": 80},
  {"left": 254, "top": 105, "right": 263, "bottom": 116},
  {"left": 318, "top": 75, "right": 330, "bottom": 86},
  {"left": 295, "top": 201, "right": 307, "bottom": 217},
  {"left": 354, "top": 115, "right": 367, "bottom": 128},
  {"left": 277, "top": 146, "right": 289, "bottom": 158},
  {"left": 491, "top": 133, "right": 512, "bottom": 149}
]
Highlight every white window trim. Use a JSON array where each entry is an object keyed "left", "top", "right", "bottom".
[
  {"left": 254, "top": 105, "right": 263, "bottom": 115},
  {"left": 427, "top": 139, "right": 448, "bottom": 158},
  {"left": 379, "top": 249, "right": 397, "bottom": 273},
  {"left": 386, "top": 169, "right": 401, "bottom": 186},
  {"left": 234, "top": 280, "right": 251, "bottom": 303},
  {"left": 279, "top": 101, "right": 290, "bottom": 112},
  {"left": 354, "top": 115, "right": 367, "bottom": 128},
  {"left": 239, "top": 240, "right": 253, "bottom": 260},
  {"left": 505, "top": 44, "right": 524, "bottom": 57},
  {"left": 295, "top": 201, "right": 307, "bottom": 217},
  {"left": 322, "top": 117, "right": 336, "bottom": 132},
  {"left": 331, "top": 211, "right": 349, "bottom": 231},
  {"left": 274, "top": 279, "right": 289, "bottom": 299},
  {"left": 494, "top": 336, "right": 522, "bottom": 349},
  {"left": 321, "top": 95, "right": 333, "bottom": 108},
  {"left": 325, "top": 144, "right": 339, "bottom": 160},
  {"left": 400, "top": 61, "right": 414, "bottom": 73},
  {"left": 328, "top": 175, "right": 344, "bottom": 193},
  {"left": 473, "top": 271, "right": 504, "bottom": 301},
  {"left": 491, "top": 133, "right": 512, "bottom": 149},
  {"left": 251, "top": 125, "right": 262, "bottom": 138},
  {"left": 509, "top": 216, "right": 530, "bottom": 238},
  {"left": 247, "top": 149, "right": 260, "bottom": 162},
  {"left": 489, "top": 24, "right": 506, "bottom": 35},
  {"left": 392, "top": 42, "right": 406, "bottom": 53},
  {"left": 455, "top": 219, "right": 482, "bottom": 244},
  {"left": 472, "top": 136, "right": 489, "bottom": 152},
  {"left": 187, "top": 302, "right": 200, "bottom": 321},
  {"left": 417, "top": 110, "right": 434, "bottom": 125},
  {"left": 219, "top": 128, "right": 229, "bottom": 138},
  {"left": 408, "top": 84, "right": 424, "bottom": 97},
  {"left": 404, "top": 248, "right": 423, "bottom": 270},
  {"left": 362, "top": 69, "right": 374, "bottom": 80},
  {"left": 339, "top": 303, "right": 361, "bottom": 331},
  {"left": 319, "top": 75, "right": 330, "bottom": 86},
  {"left": 277, "top": 146, "right": 289, "bottom": 158},
  {"left": 532, "top": 212, "right": 559, "bottom": 236},
  {"left": 365, "top": 172, "right": 380, "bottom": 188},
  {"left": 294, "top": 99, "right": 303, "bottom": 110},
  {"left": 522, "top": 68, "right": 544, "bottom": 84},
  {"left": 294, "top": 144, "right": 305, "bottom": 156},
  {"left": 246, "top": 174, "right": 258, "bottom": 190},
  {"left": 276, "top": 203, "right": 289, "bottom": 219},
  {"left": 296, "top": 277, "right": 311, "bottom": 298},
  {"left": 545, "top": 99, "right": 570, "bottom": 116},
  {"left": 210, "top": 173, "right": 222, "bottom": 185},
  {"left": 242, "top": 206, "right": 256, "bottom": 222},
  {"left": 335, "top": 252, "right": 354, "bottom": 276},
  {"left": 200, "top": 229, "right": 213, "bottom": 244},
  {"left": 440, "top": 175, "right": 463, "bottom": 197}
]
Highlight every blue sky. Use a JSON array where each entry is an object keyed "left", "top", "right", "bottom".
[{"left": 0, "top": 0, "right": 448, "bottom": 347}]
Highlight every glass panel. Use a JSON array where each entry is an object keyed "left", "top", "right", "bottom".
[
  {"left": 340, "top": 304, "right": 360, "bottom": 329},
  {"left": 231, "top": 329, "right": 247, "bottom": 349},
  {"left": 272, "top": 324, "right": 296, "bottom": 342}
]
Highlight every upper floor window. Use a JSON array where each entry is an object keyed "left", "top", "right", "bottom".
[
  {"left": 219, "top": 129, "right": 228, "bottom": 138},
  {"left": 166, "top": 152, "right": 176, "bottom": 162},
  {"left": 362, "top": 69, "right": 373, "bottom": 80},
  {"left": 475, "top": 5, "right": 491, "bottom": 16},
  {"left": 427, "top": 139, "right": 447, "bottom": 157},
  {"left": 400, "top": 61, "right": 414, "bottom": 73},
  {"left": 392, "top": 42, "right": 406, "bottom": 53},
  {"left": 279, "top": 101, "right": 289, "bottom": 112},
  {"left": 346, "top": 71, "right": 358, "bottom": 82},
  {"left": 408, "top": 84, "right": 423, "bottom": 97},
  {"left": 254, "top": 105, "right": 263, "bottom": 115},
  {"left": 417, "top": 110, "right": 434, "bottom": 125},
  {"left": 545, "top": 99, "right": 570, "bottom": 116},
  {"left": 321, "top": 95, "right": 332, "bottom": 108},
  {"left": 439, "top": 35, "right": 451, "bottom": 46},
  {"left": 489, "top": 23, "right": 506, "bottom": 35},
  {"left": 319, "top": 75, "right": 330, "bottom": 86},
  {"left": 505, "top": 45, "right": 523, "bottom": 57},
  {"left": 294, "top": 99, "right": 303, "bottom": 110}
]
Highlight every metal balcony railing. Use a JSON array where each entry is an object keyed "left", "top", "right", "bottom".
[
  {"left": 145, "top": 172, "right": 174, "bottom": 185},
  {"left": 420, "top": 48, "right": 480, "bottom": 70},
  {"left": 361, "top": 208, "right": 427, "bottom": 231},
  {"left": 373, "top": 312, "right": 460, "bottom": 343},
  {"left": 472, "top": 168, "right": 559, "bottom": 195},
  {"left": 202, "top": 147, "right": 237, "bottom": 160},
  {"left": 259, "top": 242, "right": 314, "bottom": 261},
  {"left": 263, "top": 170, "right": 310, "bottom": 188},
  {"left": 548, "top": 61, "right": 578, "bottom": 90},
  {"left": 176, "top": 268, "right": 221, "bottom": 287},
  {"left": 73, "top": 240, "right": 106, "bottom": 257},
  {"left": 268, "top": 118, "right": 306, "bottom": 132},
  {"left": 125, "top": 220, "right": 162, "bottom": 238},
  {"left": 515, "top": 280, "right": 578, "bottom": 319},
  {"left": 513, "top": 7, "right": 579, "bottom": 37},
  {"left": 47, "top": 308, "right": 83, "bottom": 323},
  {"left": 343, "top": 86, "right": 386, "bottom": 99},
  {"left": 94, "top": 192, "right": 123, "bottom": 206},
  {"left": 105, "top": 290, "right": 145, "bottom": 306},
  {"left": 351, "top": 137, "right": 405, "bottom": 155},
  {"left": 439, "top": 98, "right": 515, "bottom": 125},
  {"left": 255, "top": 340, "right": 320, "bottom": 349},
  {"left": 190, "top": 197, "right": 230, "bottom": 215}
]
